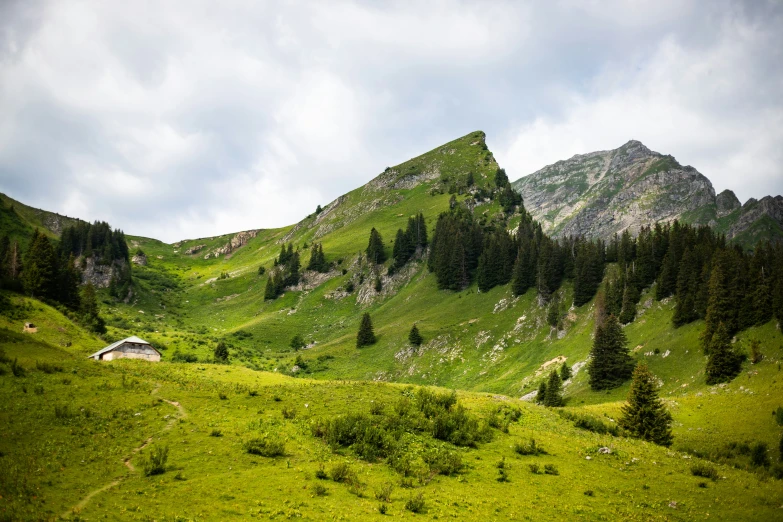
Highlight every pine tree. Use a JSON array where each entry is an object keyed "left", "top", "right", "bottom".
[
  {"left": 408, "top": 324, "right": 423, "bottom": 346},
  {"left": 214, "top": 341, "right": 229, "bottom": 362},
  {"left": 366, "top": 228, "right": 387, "bottom": 264},
  {"left": 290, "top": 334, "right": 306, "bottom": 351},
  {"left": 536, "top": 381, "right": 547, "bottom": 404},
  {"left": 705, "top": 322, "right": 743, "bottom": 384},
  {"left": 543, "top": 371, "right": 563, "bottom": 407},
  {"left": 702, "top": 252, "right": 735, "bottom": 354},
  {"left": 618, "top": 364, "right": 673, "bottom": 446},
  {"left": 356, "top": 312, "right": 377, "bottom": 348},
  {"left": 588, "top": 315, "right": 635, "bottom": 390},
  {"left": 58, "top": 254, "right": 81, "bottom": 310},
  {"left": 22, "top": 229, "right": 59, "bottom": 300},
  {"left": 546, "top": 294, "right": 560, "bottom": 328},
  {"left": 494, "top": 168, "right": 509, "bottom": 187},
  {"left": 560, "top": 361, "right": 571, "bottom": 381},
  {"left": 80, "top": 283, "right": 106, "bottom": 334}
]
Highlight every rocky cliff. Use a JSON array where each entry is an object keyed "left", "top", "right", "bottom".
[{"left": 511, "top": 141, "right": 782, "bottom": 246}]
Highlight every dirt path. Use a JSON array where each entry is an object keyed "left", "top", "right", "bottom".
[{"left": 62, "top": 388, "right": 186, "bottom": 519}]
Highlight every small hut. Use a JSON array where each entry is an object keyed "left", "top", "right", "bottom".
[
  {"left": 88, "top": 336, "right": 160, "bottom": 362},
  {"left": 23, "top": 322, "right": 38, "bottom": 333}
]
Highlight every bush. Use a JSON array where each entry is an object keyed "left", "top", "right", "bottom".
[
  {"left": 405, "top": 492, "right": 426, "bottom": 514},
  {"left": 54, "top": 405, "right": 72, "bottom": 419},
  {"left": 375, "top": 482, "right": 394, "bottom": 502},
  {"left": 315, "top": 467, "right": 328, "bottom": 480},
  {"left": 36, "top": 361, "right": 63, "bottom": 374},
  {"left": 330, "top": 462, "right": 355, "bottom": 483},
  {"left": 514, "top": 439, "right": 547, "bottom": 456},
  {"left": 423, "top": 447, "right": 463, "bottom": 476},
  {"left": 750, "top": 442, "right": 770, "bottom": 468},
  {"left": 171, "top": 350, "right": 197, "bottom": 363},
  {"left": 142, "top": 445, "right": 169, "bottom": 476},
  {"left": 774, "top": 406, "right": 783, "bottom": 426},
  {"left": 559, "top": 411, "right": 619, "bottom": 436},
  {"left": 244, "top": 435, "right": 285, "bottom": 457},
  {"left": 369, "top": 402, "right": 385, "bottom": 416},
  {"left": 691, "top": 462, "right": 719, "bottom": 481},
  {"left": 312, "top": 483, "right": 327, "bottom": 496},
  {"left": 543, "top": 464, "right": 559, "bottom": 475},
  {"left": 10, "top": 358, "right": 25, "bottom": 377},
  {"left": 528, "top": 463, "right": 541, "bottom": 474},
  {"left": 210, "top": 429, "right": 223, "bottom": 437},
  {"left": 282, "top": 406, "right": 296, "bottom": 419}
]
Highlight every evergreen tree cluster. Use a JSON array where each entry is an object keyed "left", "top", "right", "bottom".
[
  {"left": 429, "top": 200, "right": 605, "bottom": 303},
  {"left": 535, "top": 370, "right": 563, "bottom": 407},
  {"left": 306, "top": 243, "right": 329, "bottom": 273},
  {"left": 391, "top": 213, "right": 428, "bottom": 271},
  {"left": 265, "top": 243, "right": 301, "bottom": 300},
  {"left": 1, "top": 228, "right": 111, "bottom": 334},
  {"left": 60, "top": 221, "right": 130, "bottom": 266}
]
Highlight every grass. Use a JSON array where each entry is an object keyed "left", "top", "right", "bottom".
[{"left": 1, "top": 131, "right": 783, "bottom": 519}]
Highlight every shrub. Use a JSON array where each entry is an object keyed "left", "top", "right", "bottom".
[
  {"left": 750, "top": 442, "right": 770, "bottom": 468},
  {"left": 54, "top": 405, "right": 72, "bottom": 419},
  {"left": 405, "top": 492, "right": 426, "bottom": 514},
  {"left": 330, "top": 462, "right": 355, "bottom": 483},
  {"left": 369, "top": 401, "right": 385, "bottom": 416},
  {"left": 543, "top": 464, "right": 559, "bottom": 475},
  {"left": 315, "top": 467, "right": 328, "bottom": 480},
  {"left": 142, "top": 445, "right": 168, "bottom": 476},
  {"left": 171, "top": 350, "right": 197, "bottom": 363},
  {"left": 584, "top": 490, "right": 594, "bottom": 497},
  {"left": 559, "top": 411, "right": 619, "bottom": 436},
  {"left": 244, "top": 435, "right": 285, "bottom": 457},
  {"left": 774, "top": 406, "right": 783, "bottom": 426},
  {"left": 36, "top": 361, "right": 63, "bottom": 374},
  {"left": 282, "top": 406, "right": 296, "bottom": 419},
  {"left": 378, "top": 503, "right": 388, "bottom": 514},
  {"left": 218, "top": 392, "right": 228, "bottom": 400},
  {"left": 424, "top": 447, "right": 463, "bottom": 476},
  {"left": 10, "top": 358, "right": 25, "bottom": 377},
  {"left": 210, "top": 429, "right": 223, "bottom": 437},
  {"left": 312, "top": 483, "right": 327, "bottom": 496},
  {"left": 528, "top": 463, "right": 541, "bottom": 474},
  {"left": 691, "top": 462, "right": 719, "bottom": 481},
  {"left": 514, "top": 439, "right": 547, "bottom": 456},
  {"left": 375, "top": 482, "right": 394, "bottom": 502}
]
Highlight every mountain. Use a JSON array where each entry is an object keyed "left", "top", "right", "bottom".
[
  {"left": 2, "top": 131, "right": 782, "bottom": 520},
  {"left": 511, "top": 140, "right": 783, "bottom": 246}
]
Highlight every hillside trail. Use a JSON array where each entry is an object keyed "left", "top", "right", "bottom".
[{"left": 62, "top": 383, "right": 186, "bottom": 519}]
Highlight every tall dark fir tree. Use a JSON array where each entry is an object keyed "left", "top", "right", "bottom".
[
  {"left": 587, "top": 314, "right": 635, "bottom": 390},
  {"left": 618, "top": 364, "right": 673, "bottom": 446}
]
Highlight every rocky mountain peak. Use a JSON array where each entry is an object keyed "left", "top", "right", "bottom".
[{"left": 715, "top": 189, "right": 741, "bottom": 217}]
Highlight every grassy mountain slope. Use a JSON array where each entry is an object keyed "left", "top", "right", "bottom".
[
  {"left": 1, "top": 130, "right": 782, "bottom": 519},
  {"left": 1, "top": 298, "right": 781, "bottom": 520}
]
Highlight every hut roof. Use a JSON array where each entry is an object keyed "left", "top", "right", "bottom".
[{"left": 88, "top": 336, "right": 156, "bottom": 359}]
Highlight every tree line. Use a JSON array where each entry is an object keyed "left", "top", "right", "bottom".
[{"left": 0, "top": 222, "right": 131, "bottom": 333}]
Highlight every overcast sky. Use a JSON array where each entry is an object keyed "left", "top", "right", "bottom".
[{"left": 1, "top": 0, "right": 781, "bottom": 242}]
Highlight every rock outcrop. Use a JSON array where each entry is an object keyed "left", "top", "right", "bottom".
[
  {"left": 512, "top": 140, "right": 782, "bottom": 246},
  {"left": 81, "top": 257, "right": 128, "bottom": 288},
  {"left": 131, "top": 252, "right": 147, "bottom": 266},
  {"left": 204, "top": 230, "right": 259, "bottom": 259}
]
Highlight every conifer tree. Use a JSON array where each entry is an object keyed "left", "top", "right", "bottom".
[
  {"left": 80, "top": 283, "right": 106, "bottom": 334},
  {"left": 356, "top": 312, "right": 377, "bottom": 347},
  {"left": 22, "top": 229, "right": 58, "bottom": 300},
  {"left": 408, "top": 324, "right": 423, "bottom": 346},
  {"left": 546, "top": 294, "right": 560, "bottom": 328},
  {"left": 543, "top": 371, "right": 563, "bottom": 407},
  {"left": 214, "top": 341, "right": 229, "bottom": 362},
  {"left": 536, "top": 381, "right": 547, "bottom": 404},
  {"left": 705, "top": 322, "right": 743, "bottom": 384},
  {"left": 366, "top": 228, "right": 387, "bottom": 264},
  {"left": 560, "top": 361, "right": 571, "bottom": 381},
  {"left": 588, "top": 314, "right": 635, "bottom": 390},
  {"left": 494, "top": 168, "right": 509, "bottom": 187},
  {"left": 58, "top": 254, "right": 81, "bottom": 310},
  {"left": 618, "top": 364, "right": 673, "bottom": 446},
  {"left": 702, "top": 253, "right": 735, "bottom": 353}
]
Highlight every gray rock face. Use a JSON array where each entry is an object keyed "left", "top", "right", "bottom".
[
  {"left": 511, "top": 140, "right": 781, "bottom": 245},
  {"left": 715, "top": 190, "right": 741, "bottom": 218},
  {"left": 81, "top": 257, "right": 128, "bottom": 288}
]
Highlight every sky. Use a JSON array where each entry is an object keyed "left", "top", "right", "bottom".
[{"left": 0, "top": 0, "right": 781, "bottom": 243}]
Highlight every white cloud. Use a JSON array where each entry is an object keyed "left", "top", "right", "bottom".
[{"left": 0, "top": 0, "right": 781, "bottom": 241}]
